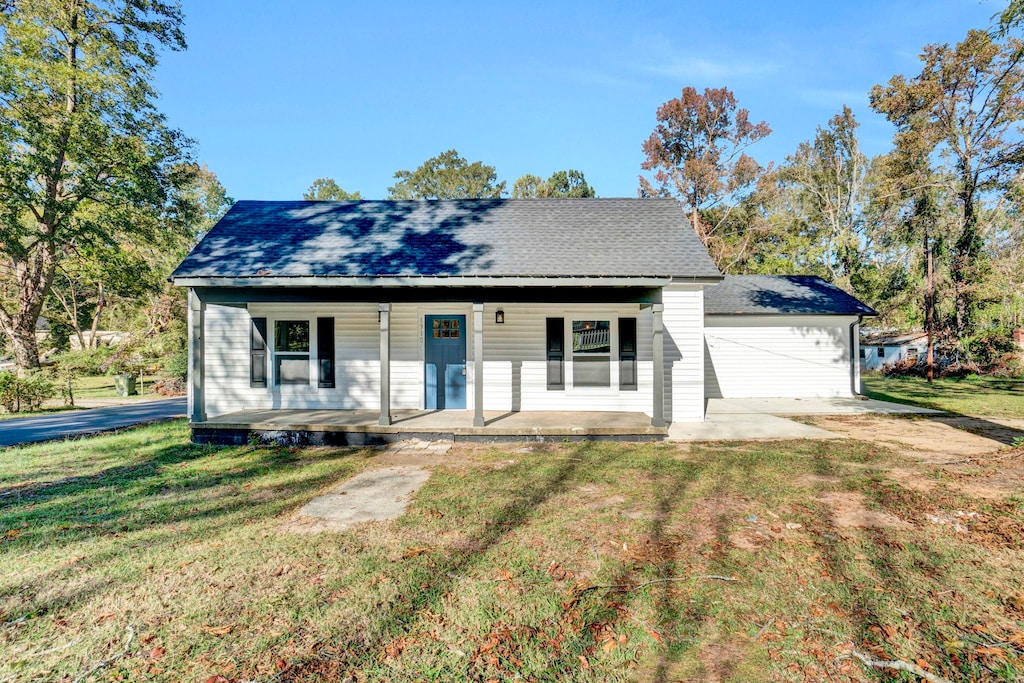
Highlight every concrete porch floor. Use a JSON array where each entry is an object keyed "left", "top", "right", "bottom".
[{"left": 193, "top": 409, "right": 665, "bottom": 445}]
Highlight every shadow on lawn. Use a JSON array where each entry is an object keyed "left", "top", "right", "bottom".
[
  {"left": 0, "top": 440, "right": 368, "bottom": 622},
  {"left": 280, "top": 444, "right": 588, "bottom": 681},
  {"left": 866, "top": 378, "right": 1024, "bottom": 447}
]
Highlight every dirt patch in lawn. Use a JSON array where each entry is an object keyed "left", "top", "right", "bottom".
[
  {"left": 805, "top": 414, "right": 1010, "bottom": 463},
  {"left": 817, "top": 491, "right": 912, "bottom": 530},
  {"left": 805, "top": 414, "right": 1024, "bottom": 499}
]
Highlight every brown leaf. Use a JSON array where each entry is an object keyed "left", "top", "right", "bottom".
[
  {"left": 478, "top": 637, "right": 500, "bottom": 654},
  {"left": 578, "top": 655, "right": 591, "bottom": 670},
  {"left": 93, "top": 611, "right": 116, "bottom": 623},
  {"left": 602, "top": 638, "right": 617, "bottom": 653},
  {"left": 975, "top": 645, "right": 1005, "bottom": 658},
  {"left": 204, "top": 677, "right": 228, "bottom": 683},
  {"left": 271, "top": 564, "right": 291, "bottom": 577},
  {"left": 276, "top": 657, "right": 288, "bottom": 670},
  {"left": 496, "top": 569, "right": 513, "bottom": 582},
  {"left": 149, "top": 646, "right": 165, "bottom": 660},
  {"left": 202, "top": 625, "right": 233, "bottom": 636},
  {"left": 646, "top": 628, "right": 663, "bottom": 643},
  {"left": 402, "top": 546, "right": 430, "bottom": 558}
]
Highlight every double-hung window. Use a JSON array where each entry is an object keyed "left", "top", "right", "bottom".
[
  {"left": 274, "top": 320, "right": 311, "bottom": 385},
  {"left": 571, "top": 320, "right": 611, "bottom": 387}
]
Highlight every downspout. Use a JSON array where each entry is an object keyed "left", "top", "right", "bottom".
[{"left": 850, "top": 316, "right": 864, "bottom": 398}]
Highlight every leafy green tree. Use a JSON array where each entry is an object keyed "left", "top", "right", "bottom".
[
  {"left": 777, "top": 107, "right": 869, "bottom": 285},
  {"left": 512, "top": 170, "right": 596, "bottom": 198},
  {"left": 388, "top": 149, "right": 506, "bottom": 199},
  {"left": 0, "top": 0, "right": 189, "bottom": 371},
  {"left": 511, "top": 174, "right": 544, "bottom": 198},
  {"left": 870, "top": 29, "right": 1024, "bottom": 338},
  {"left": 639, "top": 86, "right": 771, "bottom": 254},
  {"left": 303, "top": 178, "right": 362, "bottom": 201}
]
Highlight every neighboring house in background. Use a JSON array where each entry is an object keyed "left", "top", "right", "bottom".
[
  {"left": 70, "top": 331, "right": 129, "bottom": 351},
  {"left": 859, "top": 331, "right": 928, "bottom": 372},
  {"left": 170, "top": 199, "right": 876, "bottom": 441}
]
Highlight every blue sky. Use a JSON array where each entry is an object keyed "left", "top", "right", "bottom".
[{"left": 156, "top": 1, "right": 1002, "bottom": 200}]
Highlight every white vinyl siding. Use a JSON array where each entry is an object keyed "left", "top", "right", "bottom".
[
  {"left": 662, "top": 285, "right": 705, "bottom": 422},
  {"left": 704, "top": 315, "right": 856, "bottom": 398},
  {"left": 478, "top": 303, "right": 655, "bottom": 415},
  {"left": 201, "top": 300, "right": 666, "bottom": 418},
  {"left": 204, "top": 302, "right": 381, "bottom": 418}
]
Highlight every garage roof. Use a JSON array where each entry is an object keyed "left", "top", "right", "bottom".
[{"left": 704, "top": 275, "right": 876, "bottom": 316}]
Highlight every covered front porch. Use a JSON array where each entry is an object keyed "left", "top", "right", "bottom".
[{"left": 192, "top": 408, "right": 666, "bottom": 445}]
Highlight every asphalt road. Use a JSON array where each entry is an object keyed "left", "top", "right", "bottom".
[{"left": 0, "top": 397, "right": 187, "bottom": 447}]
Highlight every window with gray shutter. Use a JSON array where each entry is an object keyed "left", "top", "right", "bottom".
[
  {"left": 317, "top": 317, "right": 335, "bottom": 388},
  {"left": 546, "top": 318, "right": 564, "bottom": 390},
  {"left": 619, "top": 317, "right": 637, "bottom": 390},
  {"left": 250, "top": 317, "right": 268, "bottom": 388}
]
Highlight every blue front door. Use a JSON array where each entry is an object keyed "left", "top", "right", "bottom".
[{"left": 424, "top": 315, "right": 467, "bottom": 410}]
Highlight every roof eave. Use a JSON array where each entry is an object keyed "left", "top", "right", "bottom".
[{"left": 171, "top": 275, "right": 678, "bottom": 288}]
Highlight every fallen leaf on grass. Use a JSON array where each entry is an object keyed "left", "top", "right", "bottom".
[
  {"left": 402, "top": 546, "right": 430, "bottom": 558},
  {"left": 93, "top": 611, "right": 116, "bottom": 623},
  {"left": 204, "top": 677, "right": 228, "bottom": 683},
  {"left": 975, "top": 645, "right": 1005, "bottom": 658},
  {"left": 202, "top": 625, "right": 233, "bottom": 636},
  {"left": 271, "top": 565, "right": 291, "bottom": 577},
  {"left": 578, "top": 655, "right": 591, "bottom": 670},
  {"left": 149, "top": 646, "right": 165, "bottom": 660},
  {"left": 645, "top": 628, "right": 663, "bottom": 643}
]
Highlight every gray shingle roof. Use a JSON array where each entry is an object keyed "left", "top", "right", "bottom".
[
  {"left": 170, "top": 198, "right": 722, "bottom": 281},
  {"left": 704, "top": 275, "right": 877, "bottom": 316}
]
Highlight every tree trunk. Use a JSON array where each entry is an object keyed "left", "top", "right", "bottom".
[{"left": 9, "top": 322, "right": 41, "bottom": 374}]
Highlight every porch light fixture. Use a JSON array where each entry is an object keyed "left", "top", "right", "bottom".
[{"left": 495, "top": 309, "right": 505, "bottom": 324}]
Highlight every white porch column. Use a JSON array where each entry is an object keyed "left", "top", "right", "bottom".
[
  {"left": 651, "top": 303, "right": 666, "bottom": 428},
  {"left": 472, "top": 302, "right": 485, "bottom": 427},
  {"left": 187, "top": 289, "right": 206, "bottom": 423},
  {"left": 378, "top": 303, "right": 392, "bottom": 426}
]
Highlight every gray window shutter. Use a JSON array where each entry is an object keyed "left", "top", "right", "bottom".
[
  {"left": 317, "top": 317, "right": 335, "bottom": 388},
  {"left": 546, "top": 317, "right": 564, "bottom": 390},
  {"left": 619, "top": 317, "right": 637, "bottom": 390},
  {"left": 250, "top": 317, "right": 268, "bottom": 388}
]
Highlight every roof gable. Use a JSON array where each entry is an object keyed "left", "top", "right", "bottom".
[
  {"left": 171, "top": 198, "right": 722, "bottom": 282},
  {"left": 704, "top": 275, "right": 876, "bottom": 316}
]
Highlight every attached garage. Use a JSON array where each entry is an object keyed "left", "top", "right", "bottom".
[{"left": 703, "top": 276, "right": 876, "bottom": 399}]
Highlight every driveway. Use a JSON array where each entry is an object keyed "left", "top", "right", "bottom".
[
  {"left": 668, "top": 396, "right": 941, "bottom": 441},
  {"left": 0, "top": 397, "right": 186, "bottom": 447}
]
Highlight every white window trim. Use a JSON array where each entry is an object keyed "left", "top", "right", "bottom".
[
  {"left": 565, "top": 315, "right": 620, "bottom": 391},
  {"left": 264, "top": 314, "right": 318, "bottom": 391}
]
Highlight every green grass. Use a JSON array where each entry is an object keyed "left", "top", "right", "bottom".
[
  {"left": 863, "top": 373, "right": 1024, "bottom": 418},
  {"left": 71, "top": 374, "right": 167, "bottom": 400},
  {"left": 1, "top": 423, "right": 1021, "bottom": 681}
]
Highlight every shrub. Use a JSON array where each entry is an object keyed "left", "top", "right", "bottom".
[
  {"left": 51, "top": 347, "right": 117, "bottom": 376},
  {"left": 0, "top": 370, "right": 57, "bottom": 413},
  {"left": 966, "top": 330, "right": 1021, "bottom": 376},
  {"left": 163, "top": 348, "right": 188, "bottom": 381}
]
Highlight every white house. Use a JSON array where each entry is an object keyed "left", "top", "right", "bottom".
[
  {"left": 859, "top": 331, "right": 928, "bottom": 372},
  {"left": 170, "top": 199, "right": 876, "bottom": 443}
]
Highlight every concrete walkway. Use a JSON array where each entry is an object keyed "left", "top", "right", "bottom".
[
  {"left": 668, "top": 396, "right": 941, "bottom": 442},
  {"left": 0, "top": 397, "right": 186, "bottom": 447},
  {"left": 706, "top": 397, "right": 944, "bottom": 416},
  {"left": 669, "top": 412, "right": 840, "bottom": 441}
]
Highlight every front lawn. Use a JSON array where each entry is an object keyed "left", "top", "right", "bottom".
[
  {"left": 1, "top": 422, "right": 1021, "bottom": 681},
  {"left": 863, "top": 373, "right": 1024, "bottom": 418}
]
